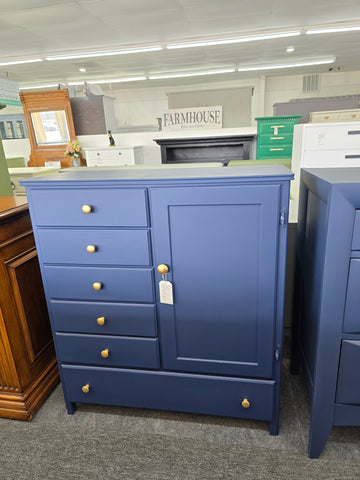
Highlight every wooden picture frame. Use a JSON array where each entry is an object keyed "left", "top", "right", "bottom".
[{"left": 20, "top": 89, "right": 84, "bottom": 167}]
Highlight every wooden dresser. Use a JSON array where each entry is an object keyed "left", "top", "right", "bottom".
[
  {"left": 0, "top": 196, "right": 59, "bottom": 420},
  {"left": 22, "top": 165, "right": 292, "bottom": 434}
]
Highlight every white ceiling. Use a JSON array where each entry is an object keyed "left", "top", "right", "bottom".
[{"left": 1, "top": 0, "right": 360, "bottom": 89}]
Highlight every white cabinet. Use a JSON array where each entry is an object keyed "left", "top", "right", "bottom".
[
  {"left": 290, "top": 122, "right": 360, "bottom": 222},
  {"left": 83, "top": 146, "right": 143, "bottom": 167}
]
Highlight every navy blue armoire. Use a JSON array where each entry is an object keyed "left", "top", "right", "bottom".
[{"left": 22, "top": 165, "right": 292, "bottom": 434}]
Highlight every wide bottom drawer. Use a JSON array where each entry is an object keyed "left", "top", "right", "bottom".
[{"left": 61, "top": 365, "right": 276, "bottom": 421}]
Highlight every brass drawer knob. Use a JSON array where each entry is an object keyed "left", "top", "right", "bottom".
[
  {"left": 97, "top": 316, "right": 105, "bottom": 326},
  {"left": 92, "top": 282, "right": 102, "bottom": 291},
  {"left": 157, "top": 264, "right": 169, "bottom": 274},
  {"left": 82, "top": 384, "right": 90, "bottom": 393},
  {"left": 241, "top": 398, "right": 250, "bottom": 409},
  {"left": 82, "top": 204, "right": 92, "bottom": 214},
  {"left": 87, "top": 245, "right": 96, "bottom": 253},
  {"left": 101, "top": 349, "right": 109, "bottom": 358}
]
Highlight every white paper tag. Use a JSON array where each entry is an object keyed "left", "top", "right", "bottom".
[{"left": 159, "top": 280, "right": 174, "bottom": 305}]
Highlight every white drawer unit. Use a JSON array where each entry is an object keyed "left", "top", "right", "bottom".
[
  {"left": 290, "top": 122, "right": 360, "bottom": 222},
  {"left": 83, "top": 146, "right": 143, "bottom": 167},
  {"left": 310, "top": 108, "right": 360, "bottom": 123}
]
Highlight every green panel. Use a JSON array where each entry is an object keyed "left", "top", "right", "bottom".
[
  {"left": 257, "top": 133, "right": 294, "bottom": 146},
  {"left": 0, "top": 98, "right": 22, "bottom": 106},
  {"left": 257, "top": 144, "right": 293, "bottom": 159},
  {"left": 6, "top": 157, "right": 25, "bottom": 168},
  {"left": 227, "top": 159, "right": 291, "bottom": 168},
  {"left": 0, "top": 136, "right": 14, "bottom": 196}
]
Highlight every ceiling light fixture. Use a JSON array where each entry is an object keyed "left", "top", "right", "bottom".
[
  {"left": 0, "top": 58, "right": 43, "bottom": 66},
  {"left": 149, "top": 68, "right": 236, "bottom": 80},
  {"left": 45, "top": 46, "right": 162, "bottom": 61},
  {"left": 286, "top": 46, "right": 295, "bottom": 53},
  {"left": 306, "top": 25, "right": 360, "bottom": 35},
  {"left": 166, "top": 30, "right": 301, "bottom": 49},
  {"left": 237, "top": 57, "right": 336, "bottom": 72},
  {"left": 86, "top": 76, "right": 147, "bottom": 84},
  {"left": 19, "top": 83, "right": 60, "bottom": 90},
  {"left": 79, "top": 67, "right": 86, "bottom": 72}
]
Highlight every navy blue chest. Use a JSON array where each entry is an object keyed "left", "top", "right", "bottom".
[{"left": 23, "top": 166, "right": 291, "bottom": 435}]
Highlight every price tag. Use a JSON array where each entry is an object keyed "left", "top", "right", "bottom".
[{"left": 159, "top": 280, "right": 173, "bottom": 305}]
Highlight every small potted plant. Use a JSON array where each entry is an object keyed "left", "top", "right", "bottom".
[{"left": 65, "top": 139, "right": 82, "bottom": 167}]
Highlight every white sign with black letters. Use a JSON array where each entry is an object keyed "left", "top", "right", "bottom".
[{"left": 162, "top": 106, "right": 222, "bottom": 130}]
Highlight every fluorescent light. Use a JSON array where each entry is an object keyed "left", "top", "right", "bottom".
[
  {"left": 237, "top": 57, "right": 336, "bottom": 72},
  {"left": 45, "top": 46, "right": 162, "bottom": 61},
  {"left": 19, "top": 84, "right": 59, "bottom": 90},
  {"left": 149, "top": 68, "right": 235, "bottom": 80},
  {"left": 306, "top": 25, "right": 360, "bottom": 34},
  {"left": 86, "top": 76, "right": 147, "bottom": 84},
  {"left": 167, "top": 31, "right": 301, "bottom": 49},
  {"left": 0, "top": 58, "right": 43, "bottom": 66}
]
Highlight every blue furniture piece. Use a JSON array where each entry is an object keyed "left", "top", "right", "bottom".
[
  {"left": 22, "top": 165, "right": 292, "bottom": 434},
  {"left": 291, "top": 167, "right": 360, "bottom": 458}
]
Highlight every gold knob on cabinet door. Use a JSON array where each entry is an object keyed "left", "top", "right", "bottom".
[
  {"left": 101, "top": 349, "right": 109, "bottom": 358},
  {"left": 157, "top": 264, "right": 169, "bottom": 275},
  {"left": 82, "top": 384, "right": 90, "bottom": 393},
  {"left": 241, "top": 398, "right": 250, "bottom": 409},
  {"left": 87, "top": 245, "right": 96, "bottom": 253},
  {"left": 92, "top": 282, "right": 102, "bottom": 291},
  {"left": 82, "top": 204, "right": 92, "bottom": 214},
  {"left": 97, "top": 316, "right": 105, "bottom": 326}
]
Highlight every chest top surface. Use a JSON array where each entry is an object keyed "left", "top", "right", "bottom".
[{"left": 21, "top": 165, "right": 293, "bottom": 188}]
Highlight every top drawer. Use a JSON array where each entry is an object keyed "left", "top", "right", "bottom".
[
  {"left": 304, "top": 123, "right": 360, "bottom": 150},
  {"left": 258, "top": 122, "right": 295, "bottom": 136},
  {"left": 29, "top": 188, "right": 148, "bottom": 227}
]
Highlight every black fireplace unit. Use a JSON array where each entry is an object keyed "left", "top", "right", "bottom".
[{"left": 154, "top": 135, "right": 255, "bottom": 165}]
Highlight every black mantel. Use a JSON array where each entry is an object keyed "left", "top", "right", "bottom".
[{"left": 154, "top": 134, "right": 256, "bottom": 165}]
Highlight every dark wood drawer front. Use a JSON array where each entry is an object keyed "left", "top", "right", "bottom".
[
  {"left": 336, "top": 340, "right": 360, "bottom": 404},
  {"left": 61, "top": 365, "right": 275, "bottom": 421},
  {"left": 44, "top": 266, "right": 154, "bottom": 303},
  {"left": 343, "top": 259, "right": 360, "bottom": 333},
  {"left": 56, "top": 334, "right": 159, "bottom": 369},
  {"left": 50, "top": 300, "right": 157, "bottom": 337},
  {"left": 30, "top": 188, "right": 148, "bottom": 227},
  {"left": 38, "top": 228, "right": 151, "bottom": 266}
]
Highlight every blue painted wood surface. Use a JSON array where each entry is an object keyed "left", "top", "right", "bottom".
[
  {"left": 291, "top": 167, "right": 360, "bottom": 458},
  {"left": 22, "top": 165, "right": 292, "bottom": 433}
]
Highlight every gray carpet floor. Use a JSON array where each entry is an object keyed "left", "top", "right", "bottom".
[{"left": 1, "top": 359, "right": 360, "bottom": 480}]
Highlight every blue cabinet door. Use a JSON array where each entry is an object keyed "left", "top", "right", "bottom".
[{"left": 150, "top": 184, "right": 281, "bottom": 377}]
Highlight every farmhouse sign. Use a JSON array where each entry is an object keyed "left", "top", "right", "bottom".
[{"left": 162, "top": 106, "right": 222, "bottom": 130}]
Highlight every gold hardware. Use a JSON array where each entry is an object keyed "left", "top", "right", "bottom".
[
  {"left": 241, "top": 398, "right": 250, "bottom": 408},
  {"left": 352, "top": 114, "right": 357, "bottom": 118},
  {"left": 157, "top": 264, "right": 169, "bottom": 275},
  {"left": 270, "top": 137, "right": 284, "bottom": 140},
  {"left": 82, "top": 204, "right": 92, "bottom": 214},
  {"left": 270, "top": 125, "right": 285, "bottom": 128},
  {"left": 101, "top": 349, "right": 109, "bottom": 358},
  {"left": 324, "top": 116, "right": 330, "bottom": 120},
  {"left": 86, "top": 245, "right": 96, "bottom": 253},
  {"left": 270, "top": 148, "right": 284, "bottom": 151},
  {"left": 82, "top": 384, "right": 90, "bottom": 393},
  {"left": 92, "top": 282, "right": 102, "bottom": 291},
  {"left": 97, "top": 316, "right": 105, "bottom": 326}
]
